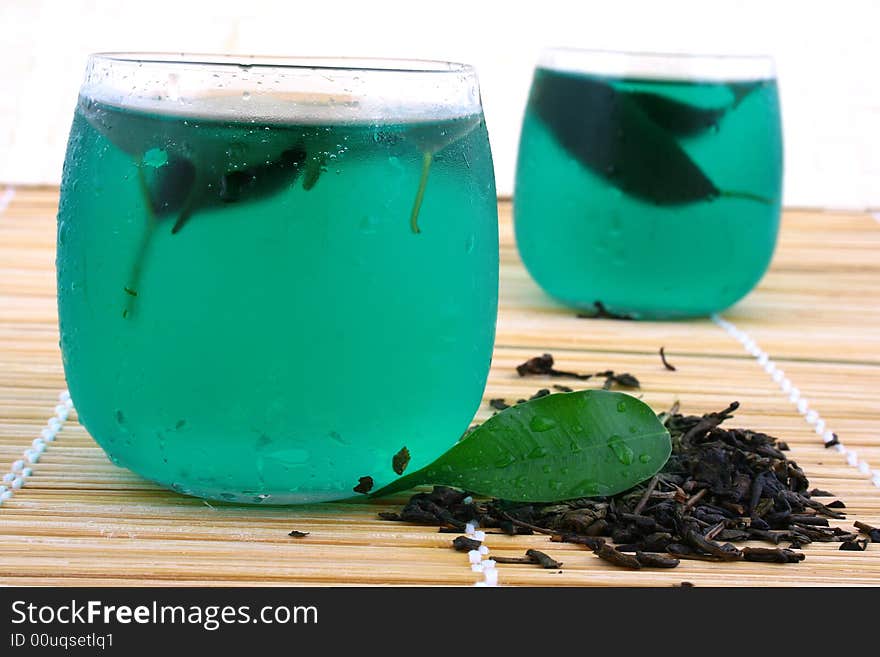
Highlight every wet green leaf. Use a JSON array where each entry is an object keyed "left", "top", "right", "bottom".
[{"left": 371, "top": 390, "right": 671, "bottom": 502}]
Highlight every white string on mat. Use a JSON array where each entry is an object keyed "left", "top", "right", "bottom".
[
  {"left": 463, "top": 512, "right": 499, "bottom": 586},
  {"left": 0, "top": 390, "right": 72, "bottom": 506},
  {"left": 0, "top": 186, "right": 16, "bottom": 215},
  {"left": 712, "top": 314, "right": 880, "bottom": 489}
]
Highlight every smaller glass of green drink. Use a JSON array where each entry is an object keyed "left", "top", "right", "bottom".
[
  {"left": 58, "top": 54, "right": 498, "bottom": 503},
  {"left": 514, "top": 48, "right": 783, "bottom": 319}
]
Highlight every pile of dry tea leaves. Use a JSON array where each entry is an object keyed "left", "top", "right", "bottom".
[{"left": 379, "top": 401, "right": 873, "bottom": 570}]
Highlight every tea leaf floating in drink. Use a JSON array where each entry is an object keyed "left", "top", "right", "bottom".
[
  {"left": 625, "top": 80, "right": 762, "bottom": 138},
  {"left": 407, "top": 115, "right": 482, "bottom": 233},
  {"left": 409, "top": 152, "right": 433, "bottom": 234},
  {"left": 532, "top": 70, "right": 719, "bottom": 205},
  {"left": 728, "top": 80, "right": 765, "bottom": 108},
  {"left": 531, "top": 70, "right": 772, "bottom": 206},
  {"left": 141, "top": 148, "right": 196, "bottom": 216},
  {"left": 301, "top": 151, "right": 326, "bottom": 191},
  {"left": 370, "top": 390, "right": 671, "bottom": 502},
  {"left": 123, "top": 150, "right": 194, "bottom": 317},
  {"left": 81, "top": 99, "right": 483, "bottom": 315},
  {"left": 123, "top": 145, "right": 310, "bottom": 317},
  {"left": 627, "top": 91, "right": 729, "bottom": 137}
]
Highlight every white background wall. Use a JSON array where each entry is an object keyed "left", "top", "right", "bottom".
[{"left": 1, "top": 0, "right": 878, "bottom": 208}]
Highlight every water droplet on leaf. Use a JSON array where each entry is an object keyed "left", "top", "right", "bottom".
[
  {"left": 607, "top": 435, "right": 634, "bottom": 465},
  {"left": 528, "top": 446, "right": 548, "bottom": 459},
  {"left": 529, "top": 416, "right": 556, "bottom": 432},
  {"left": 493, "top": 453, "right": 516, "bottom": 468}
]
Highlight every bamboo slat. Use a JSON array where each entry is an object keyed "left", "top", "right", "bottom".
[{"left": 0, "top": 186, "right": 878, "bottom": 586}]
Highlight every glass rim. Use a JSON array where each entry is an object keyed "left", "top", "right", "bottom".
[
  {"left": 81, "top": 52, "right": 483, "bottom": 124},
  {"left": 89, "top": 52, "right": 476, "bottom": 75},
  {"left": 538, "top": 46, "right": 776, "bottom": 81}
]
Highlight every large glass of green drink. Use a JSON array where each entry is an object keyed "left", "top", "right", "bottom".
[
  {"left": 58, "top": 54, "right": 498, "bottom": 503},
  {"left": 515, "top": 48, "right": 783, "bottom": 318}
]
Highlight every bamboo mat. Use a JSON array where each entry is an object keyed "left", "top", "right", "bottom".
[{"left": 1, "top": 186, "right": 878, "bottom": 586}]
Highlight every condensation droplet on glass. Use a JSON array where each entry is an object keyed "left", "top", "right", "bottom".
[
  {"left": 359, "top": 215, "right": 380, "bottom": 235},
  {"left": 166, "top": 73, "right": 180, "bottom": 102},
  {"left": 143, "top": 147, "right": 168, "bottom": 168}
]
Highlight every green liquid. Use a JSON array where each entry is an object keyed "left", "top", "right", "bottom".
[
  {"left": 57, "top": 98, "right": 498, "bottom": 503},
  {"left": 514, "top": 68, "right": 783, "bottom": 318}
]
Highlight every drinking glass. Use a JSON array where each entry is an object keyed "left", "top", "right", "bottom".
[
  {"left": 58, "top": 54, "right": 498, "bottom": 503},
  {"left": 514, "top": 48, "right": 783, "bottom": 318}
]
